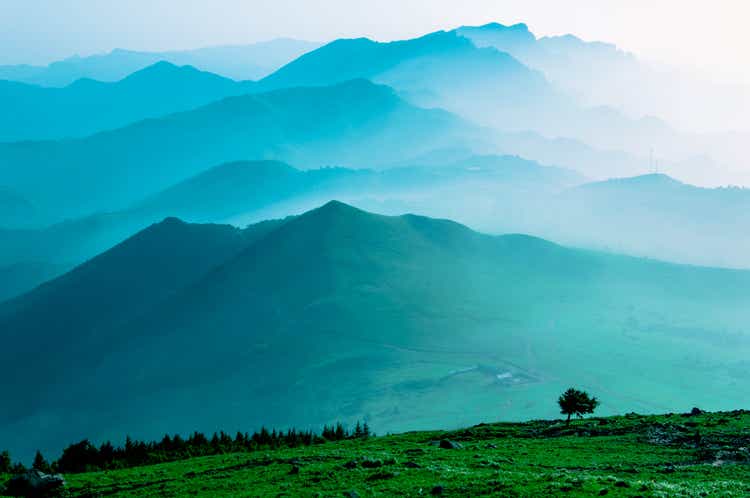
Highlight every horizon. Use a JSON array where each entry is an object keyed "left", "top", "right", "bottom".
[{"left": 2, "top": 0, "right": 749, "bottom": 88}]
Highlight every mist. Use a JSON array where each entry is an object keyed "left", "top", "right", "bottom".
[{"left": 0, "top": 5, "right": 748, "bottom": 488}]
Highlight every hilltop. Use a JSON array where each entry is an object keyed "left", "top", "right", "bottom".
[{"left": 3, "top": 410, "right": 748, "bottom": 496}]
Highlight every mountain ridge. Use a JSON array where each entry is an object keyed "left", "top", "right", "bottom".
[{"left": 1, "top": 202, "right": 748, "bottom": 459}]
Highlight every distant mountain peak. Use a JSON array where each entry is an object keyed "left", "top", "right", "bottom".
[
  {"left": 477, "top": 22, "right": 532, "bottom": 33},
  {"left": 455, "top": 22, "right": 537, "bottom": 44},
  {"left": 125, "top": 60, "right": 192, "bottom": 77},
  {"left": 308, "top": 199, "right": 365, "bottom": 218},
  {"left": 624, "top": 173, "right": 682, "bottom": 185},
  {"left": 581, "top": 173, "right": 685, "bottom": 192}
]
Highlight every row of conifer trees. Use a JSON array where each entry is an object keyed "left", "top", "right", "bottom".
[{"left": 1, "top": 421, "right": 371, "bottom": 475}]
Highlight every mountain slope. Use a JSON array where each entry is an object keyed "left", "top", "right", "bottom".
[
  {"left": 0, "top": 62, "right": 256, "bottom": 142},
  {"left": 1, "top": 203, "right": 748, "bottom": 459},
  {"left": 259, "top": 31, "right": 557, "bottom": 131},
  {"left": 0, "top": 39, "right": 320, "bottom": 86},
  {"left": 535, "top": 174, "right": 750, "bottom": 268},
  {"left": 0, "top": 79, "right": 471, "bottom": 222},
  {"left": 456, "top": 22, "right": 749, "bottom": 184},
  {"left": 0, "top": 217, "right": 286, "bottom": 427},
  {"left": 0, "top": 156, "right": 579, "bottom": 299}
]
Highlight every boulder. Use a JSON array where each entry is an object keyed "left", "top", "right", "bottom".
[
  {"left": 360, "top": 458, "right": 383, "bottom": 468},
  {"left": 438, "top": 439, "right": 463, "bottom": 449},
  {"left": 4, "top": 470, "right": 65, "bottom": 497}
]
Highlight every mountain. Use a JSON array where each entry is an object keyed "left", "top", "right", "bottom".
[
  {"left": 1, "top": 202, "right": 748, "bottom": 459},
  {"left": 349, "top": 168, "right": 750, "bottom": 269},
  {"left": 456, "top": 22, "right": 750, "bottom": 182},
  {"left": 0, "top": 79, "right": 473, "bottom": 223},
  {"left": 259, "top": 30, "right": 558, "bottom": 132},
  {"left": 0, "top": 39, "right": 321, "bottom": 86},
  {"left": 256, "top": 29, "right": 735, "bottom": 185},
  {"left": 0, "top": 156, "right": 579, "bottom": 300},
  {"left": 532, "top": 174, "right": 750, "bottom": 268},
  {"left": 0, "top": 62, "right": 257, "bottom": 142}
]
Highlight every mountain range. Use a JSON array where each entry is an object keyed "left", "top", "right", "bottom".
[
  {"left": 1, "top": 202, "right": 748, "bottom": 460},
  {"left": 4, "top": 157, "right": 750, "bottom": 304},
  {"left": 256, "top": 28, "right": 739, "bottom": 185},
  {"left": 0, "top": 156, "right": 578, "bottom": 300},
  {"left": 0, "top": 62, "right": 255, "bottom": 142},
  {"left": 0, "top": 38, "right": 320, "bottom": 86},
  {"left": 457, "top": 22, "right": 750, "bottom": 136},
  {"left": 0, "top": 79, "right": 474, "bottom": 222}
]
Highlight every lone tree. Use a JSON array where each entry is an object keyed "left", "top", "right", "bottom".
[{"left": 558, "top": 388, "right": 600, "bottom": 425}]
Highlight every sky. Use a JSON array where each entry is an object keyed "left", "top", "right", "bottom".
[{"left": 1, "top": 0, "right": 748, "bottom": 85}]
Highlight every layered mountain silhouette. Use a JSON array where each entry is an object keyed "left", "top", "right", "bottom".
[
  {"left": 0, "top": 39, "right": 320, "bottom": 86},
  {"left": 536, "top": 174, "right": 750, "bottom": 268},
  {"left": 254, "top": 28, "right": 733, "bottom": 184},
  {"left": 1, "top": 202, "right": 748, "bottom": 459},
  {"left": 259, "top": 30, "right": 558, "bottom": 131},
  {"left": 456, "top": 22, "right": 748, "bottom": 183},
  {"left": 0, "top": 79, "right": 472, "bottom": 222},
  {"left": 0, "top": 156, "right": 578, "bottom": 300},
  {"left": 0, "top": 62, "right": 258, "bottom": 142}
]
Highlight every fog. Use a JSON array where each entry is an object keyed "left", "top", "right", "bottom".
[{"left": 1, "top": 4, "right": 749, "bottom": 466}]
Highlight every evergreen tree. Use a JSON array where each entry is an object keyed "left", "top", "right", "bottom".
[
  {"left": 335, "top": 422, "right": 346, "bottom": 440},
  {"left": 32, "top": 450, "right": 52, "bottom": 473},
  {"left": 99, "top": 441, "right": 115, "bottom": 468},
  {"left": 0, "top": 450, "right": 11, "bottom": 473}
]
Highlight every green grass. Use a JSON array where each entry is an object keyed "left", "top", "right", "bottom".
[{"left": 15, "top": 410, "right": 747, "bottom": 497}]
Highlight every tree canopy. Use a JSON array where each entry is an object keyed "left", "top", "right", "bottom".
[{"left": 558, "top": 388, "right": 600, "bottom": 424}]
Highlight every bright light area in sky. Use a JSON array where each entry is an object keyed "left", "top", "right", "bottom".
[{"left": 1, "top": 0, "right": 748, "bottom": 85}]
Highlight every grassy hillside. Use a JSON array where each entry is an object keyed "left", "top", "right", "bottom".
[
  {"left": 2, "top": 202, "right": 749, "bottom": 462},
  {"left": 7, "top": 410, "right": 749, "bottom": 497}
]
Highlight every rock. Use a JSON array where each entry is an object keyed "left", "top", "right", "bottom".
[
  {"left": 485, "top": 443, "right": 498, "bottom": 449},
  {"left": 614, "top": 480, "right": 630, "bottom": 488},
  {"left": 431, "top": 485, "right": 445, "bottom": 495},
  {"left": 361, "top": 458, "right": 383, "bottom": 468},
  {"left": 366, "top": 471, "right": 397, "bottom": 481},
  {"left": 404, "top": 461, "right": 421, "bottom": 468},
  {"left": 343, "top": 460, "right": 358, "bottom": 469},
  {"left": 439, "top": 439, "right": 463, "bottom": 449},
  {"left": 598, "top": 489, "right": 609, "bottom": 495},
  {"left": 4, "top": 470, "right": 65, "bottom": 497},
  {"left": 343, "top": 491, "right": 360, "bottom": 498},
  {"left": 289, "top": 465, "right": 300, "bottom": 475}
]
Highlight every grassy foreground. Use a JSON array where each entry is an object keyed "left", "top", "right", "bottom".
[{"left": 4, "top": 410, "right": 750, "bottom": 497}]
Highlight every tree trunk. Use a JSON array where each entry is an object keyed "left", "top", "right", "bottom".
[{"left": 566, "top": 413, "right": 571, "bottom": 426}]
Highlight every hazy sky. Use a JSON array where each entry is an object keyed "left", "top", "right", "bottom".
[{"left": 1, "top": 0, "right": 748, "bottom": 84}]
